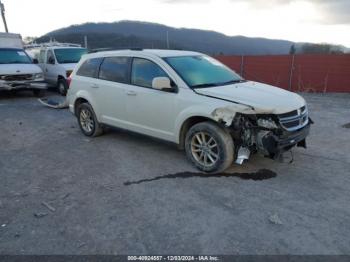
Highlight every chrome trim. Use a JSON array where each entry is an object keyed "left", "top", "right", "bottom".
[{"left": 278, "top": 106, "right": 309, "bottom": 132}]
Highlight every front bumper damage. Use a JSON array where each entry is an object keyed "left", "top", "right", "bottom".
[
  {"left": 256, "top": 122, "right": 310, "bottom": 157},
  {"left": 212, "top": 106, "right": 312, "bottom": 164},
  {"left": 234, "top": 120, "right": 311, "bottom": 164},
  {"left": 0, "top": 80, "right": 47, "bottom": 91}
]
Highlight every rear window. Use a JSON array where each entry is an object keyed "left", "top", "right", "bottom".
[
  {"left": 99, "top": 57, "right": 129, "bottom": 83},
  {"left": 76, "top": 58, "right": 103, "bottom": 78}
]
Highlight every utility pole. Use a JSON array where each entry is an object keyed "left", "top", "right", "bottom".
[
  {"left": 84, "top": 35, "right": 88, "bottom": 49},
  {"left": 166, "top": 31, "right": 170, "bottom": 49},
  {"left": 0, "top": 0, "right": 9, "bottom": 32}
]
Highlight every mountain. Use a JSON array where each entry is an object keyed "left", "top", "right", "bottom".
[{"left": 36, "top": 20, "right": 295, "bottom": 55}]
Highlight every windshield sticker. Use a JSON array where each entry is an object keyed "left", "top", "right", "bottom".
[{"left": 17, "top": 51, "right": 27, "bottom": 56}]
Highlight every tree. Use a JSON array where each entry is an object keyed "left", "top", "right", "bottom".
[{"left": 300, "top": 43, "right": 344, "bottom": 54}]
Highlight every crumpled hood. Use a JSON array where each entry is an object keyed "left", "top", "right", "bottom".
[
  {"left": 195, "top": 81, "right": 306, "bottom": 114},
  {"left": 0, "top": 64, "right": 43, "bottom": 75}
]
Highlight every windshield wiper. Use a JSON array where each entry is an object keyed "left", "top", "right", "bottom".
[
  {"left": 218, "top": 79, "right": 247, "bottom": 86},
  {"left": 191, "top": 83, "right": 218, "bottom": 88},
  {"left": 7, "top": 61, "right": 31, "bottom": 64},
  {"left": 60, "top": 60, "right": 77, "bottom": 63}
]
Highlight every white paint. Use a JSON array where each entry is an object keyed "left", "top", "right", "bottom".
[{"left": 68, "top": 49, "right": 307, "bottom": 144}]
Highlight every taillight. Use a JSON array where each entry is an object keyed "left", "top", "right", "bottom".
[{"left": 67, "top": 76, "right": 72, "bottom": 88}]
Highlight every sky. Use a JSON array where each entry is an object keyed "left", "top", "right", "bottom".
[{"left": 1, "top": 0, "right": 350, "bottom": 47}]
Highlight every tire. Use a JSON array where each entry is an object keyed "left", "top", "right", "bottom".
[
  {"left": 185, "top": 121, "right": 234, "bottom": 173},
  {"left": 57, "top": 78, "right": 68, "bottom": 96},
  {"left": 77, "top": 103, "right": 103, "bottom": 137},
  {"left": 33, "top": 89, "right": 45, "bottom": 97}
]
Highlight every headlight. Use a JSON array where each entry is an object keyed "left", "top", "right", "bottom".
[
  {"left": 33, "top": 73, "right": 43, "bottom": 79},
  {"left": 257, "top": 118, "right": 278, "bottom": 129}
]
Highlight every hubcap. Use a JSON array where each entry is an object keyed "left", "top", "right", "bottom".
[
  {"left": 80, "top": 109, "right": 94, "bottom": 133},
  {"left": 191, "top": 132, "right": 219, "bottom": 167}
]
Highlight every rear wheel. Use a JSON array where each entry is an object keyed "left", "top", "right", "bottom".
[
  {"left": 77, "top": 103, "right": 103, "bottom": 137},
  {"left": 57, "top": 78, "right": 68, "bottom": 96},
  {"left": 185, "top": 121, "right": 234, "bottom": 173}
]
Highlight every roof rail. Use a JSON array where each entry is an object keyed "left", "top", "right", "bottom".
[
  {"left": 88, "top": 47, "right": 143, "bottom": 53},
  {"left": 24, "top": 41, "right": 82, "bottom": 49}
]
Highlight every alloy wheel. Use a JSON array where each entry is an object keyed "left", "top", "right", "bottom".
[
  {"left": 80, "top": 109, "right": 94, "bottom": 133},
  {"left": 190, "top": 132, "right": 219, "bottom": 167}
]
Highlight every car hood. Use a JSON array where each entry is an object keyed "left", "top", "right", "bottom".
[
  {"left": 195, "top": 81, "right": 306, "bottom": 114},
  {"left": 0, "top": 64, "right": 43, "bottom": 75}
]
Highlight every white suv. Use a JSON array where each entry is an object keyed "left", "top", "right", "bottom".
[{"left": 67, "top": 49, "right": 311, "bottom": 172}]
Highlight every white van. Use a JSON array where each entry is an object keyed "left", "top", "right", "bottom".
[
  {"left": 28, "top": 43, "right": 87, "bottom": 95},
  {"left": 0, "top": 33, "right": 46, "bottom": 96}
]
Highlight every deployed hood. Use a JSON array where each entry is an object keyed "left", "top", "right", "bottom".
[
  {"left": 0, "top": 64, "right": 43, "bottom": 75},
  {"left": 195, "top": 81, "right": 305, "bottom": 114}
]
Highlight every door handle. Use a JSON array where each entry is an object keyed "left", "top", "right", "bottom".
[
  {"left": 91, "top": 84, "right": 99, "bottom": 89},
  {"left": 126, "top": 91, "right": 137, "bottom": 96}
]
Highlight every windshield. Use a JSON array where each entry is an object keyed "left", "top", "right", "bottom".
[
  {"left": 54, "top": 48, "right": 87, "bottom": 64},
  {"left": 0, "top": 49, "right": 33, "bottom": 64},
  {"left": 164, "top": 55, "right": 244, "bottom": 88}
]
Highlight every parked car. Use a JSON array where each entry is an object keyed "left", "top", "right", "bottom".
[
  {"left": 0, "top": 33, "right": 47, "bottom": 96},
  {"left": 27, "top": 43, "right": 87, "bottom": 95},
  {"left": 67, "top": 49, "right": 311, "bottom": 173}
]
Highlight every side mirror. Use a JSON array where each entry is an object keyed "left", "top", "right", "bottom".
[
  {"left": 33, "top": 58, "right": 39, "bottom": 64},
  {"left": 152, "top": 77, "right": 172, "bottom": 91},
  {"left": 48, "top": 57, "right": 55, "bottom": 64}
]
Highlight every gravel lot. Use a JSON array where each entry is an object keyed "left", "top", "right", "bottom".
[{"left": 0, "top": 91, "right": 350, "bottom": 255}]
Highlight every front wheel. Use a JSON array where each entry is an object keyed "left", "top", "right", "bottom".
[{"left": 185, "top": 121, "right": 234, "bottom": 173}]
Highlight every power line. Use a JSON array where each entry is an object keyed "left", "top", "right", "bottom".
[{"left": 0, "top": 0, "right": 9, "bottom": 32}]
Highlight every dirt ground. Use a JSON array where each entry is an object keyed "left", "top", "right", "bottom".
[{"left": 0, "top": 91, "right": 349, "bottom": 255}]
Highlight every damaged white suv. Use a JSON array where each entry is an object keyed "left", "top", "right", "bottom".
[{"left": 68, "top": 49, "right": 311, "bottom": 173}]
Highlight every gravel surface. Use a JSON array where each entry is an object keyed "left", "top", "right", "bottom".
[{"left": 0, "top": 91, "right": 350, "bottom": 255}]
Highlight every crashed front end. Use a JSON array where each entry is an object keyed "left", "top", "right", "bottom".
[
  {"left": 0, "top": 74, "right": 47, "bottom": 91},
  {"left": 213, "top": 105, "right": 312, "bottom": 164}
]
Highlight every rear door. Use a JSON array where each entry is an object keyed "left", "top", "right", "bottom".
[{"left": 95, "top": 56, "right": 130, "bottom": 127}]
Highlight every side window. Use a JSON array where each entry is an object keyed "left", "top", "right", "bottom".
[
  {"left": 131, "top": 58, "right": 168, "bottom": 88},
  {"left": 99, "top": 57, "right": 129, "bottom": 83},
  {"left": 46, "top": 50, "right": 55, "bottom": 64},
  {"left": 76, "top": 58, "right": 103, "bottom": 78}
]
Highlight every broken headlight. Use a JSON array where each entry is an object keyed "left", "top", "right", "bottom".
[
  {"left": 33, "top": 73, "right": 44, "bottom": 80},
  {"left": 257, "top": 118, "right": 278, "bottom": 129}
]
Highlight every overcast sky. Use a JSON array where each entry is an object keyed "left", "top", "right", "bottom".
[{"left": 2, "top": 0, "right": 350, "bottom": 46}]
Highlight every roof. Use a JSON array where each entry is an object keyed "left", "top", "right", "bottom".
[{"left": 86, "top": 49, "right": 202, "bottom": 59}]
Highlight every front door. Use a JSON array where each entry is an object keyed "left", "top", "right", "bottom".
[
  {"left": 44, "top": 50, "right": 57, "bottom": 85},
  {"left": 125, "top": 57, "right": 177, "bottom": 142}
]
